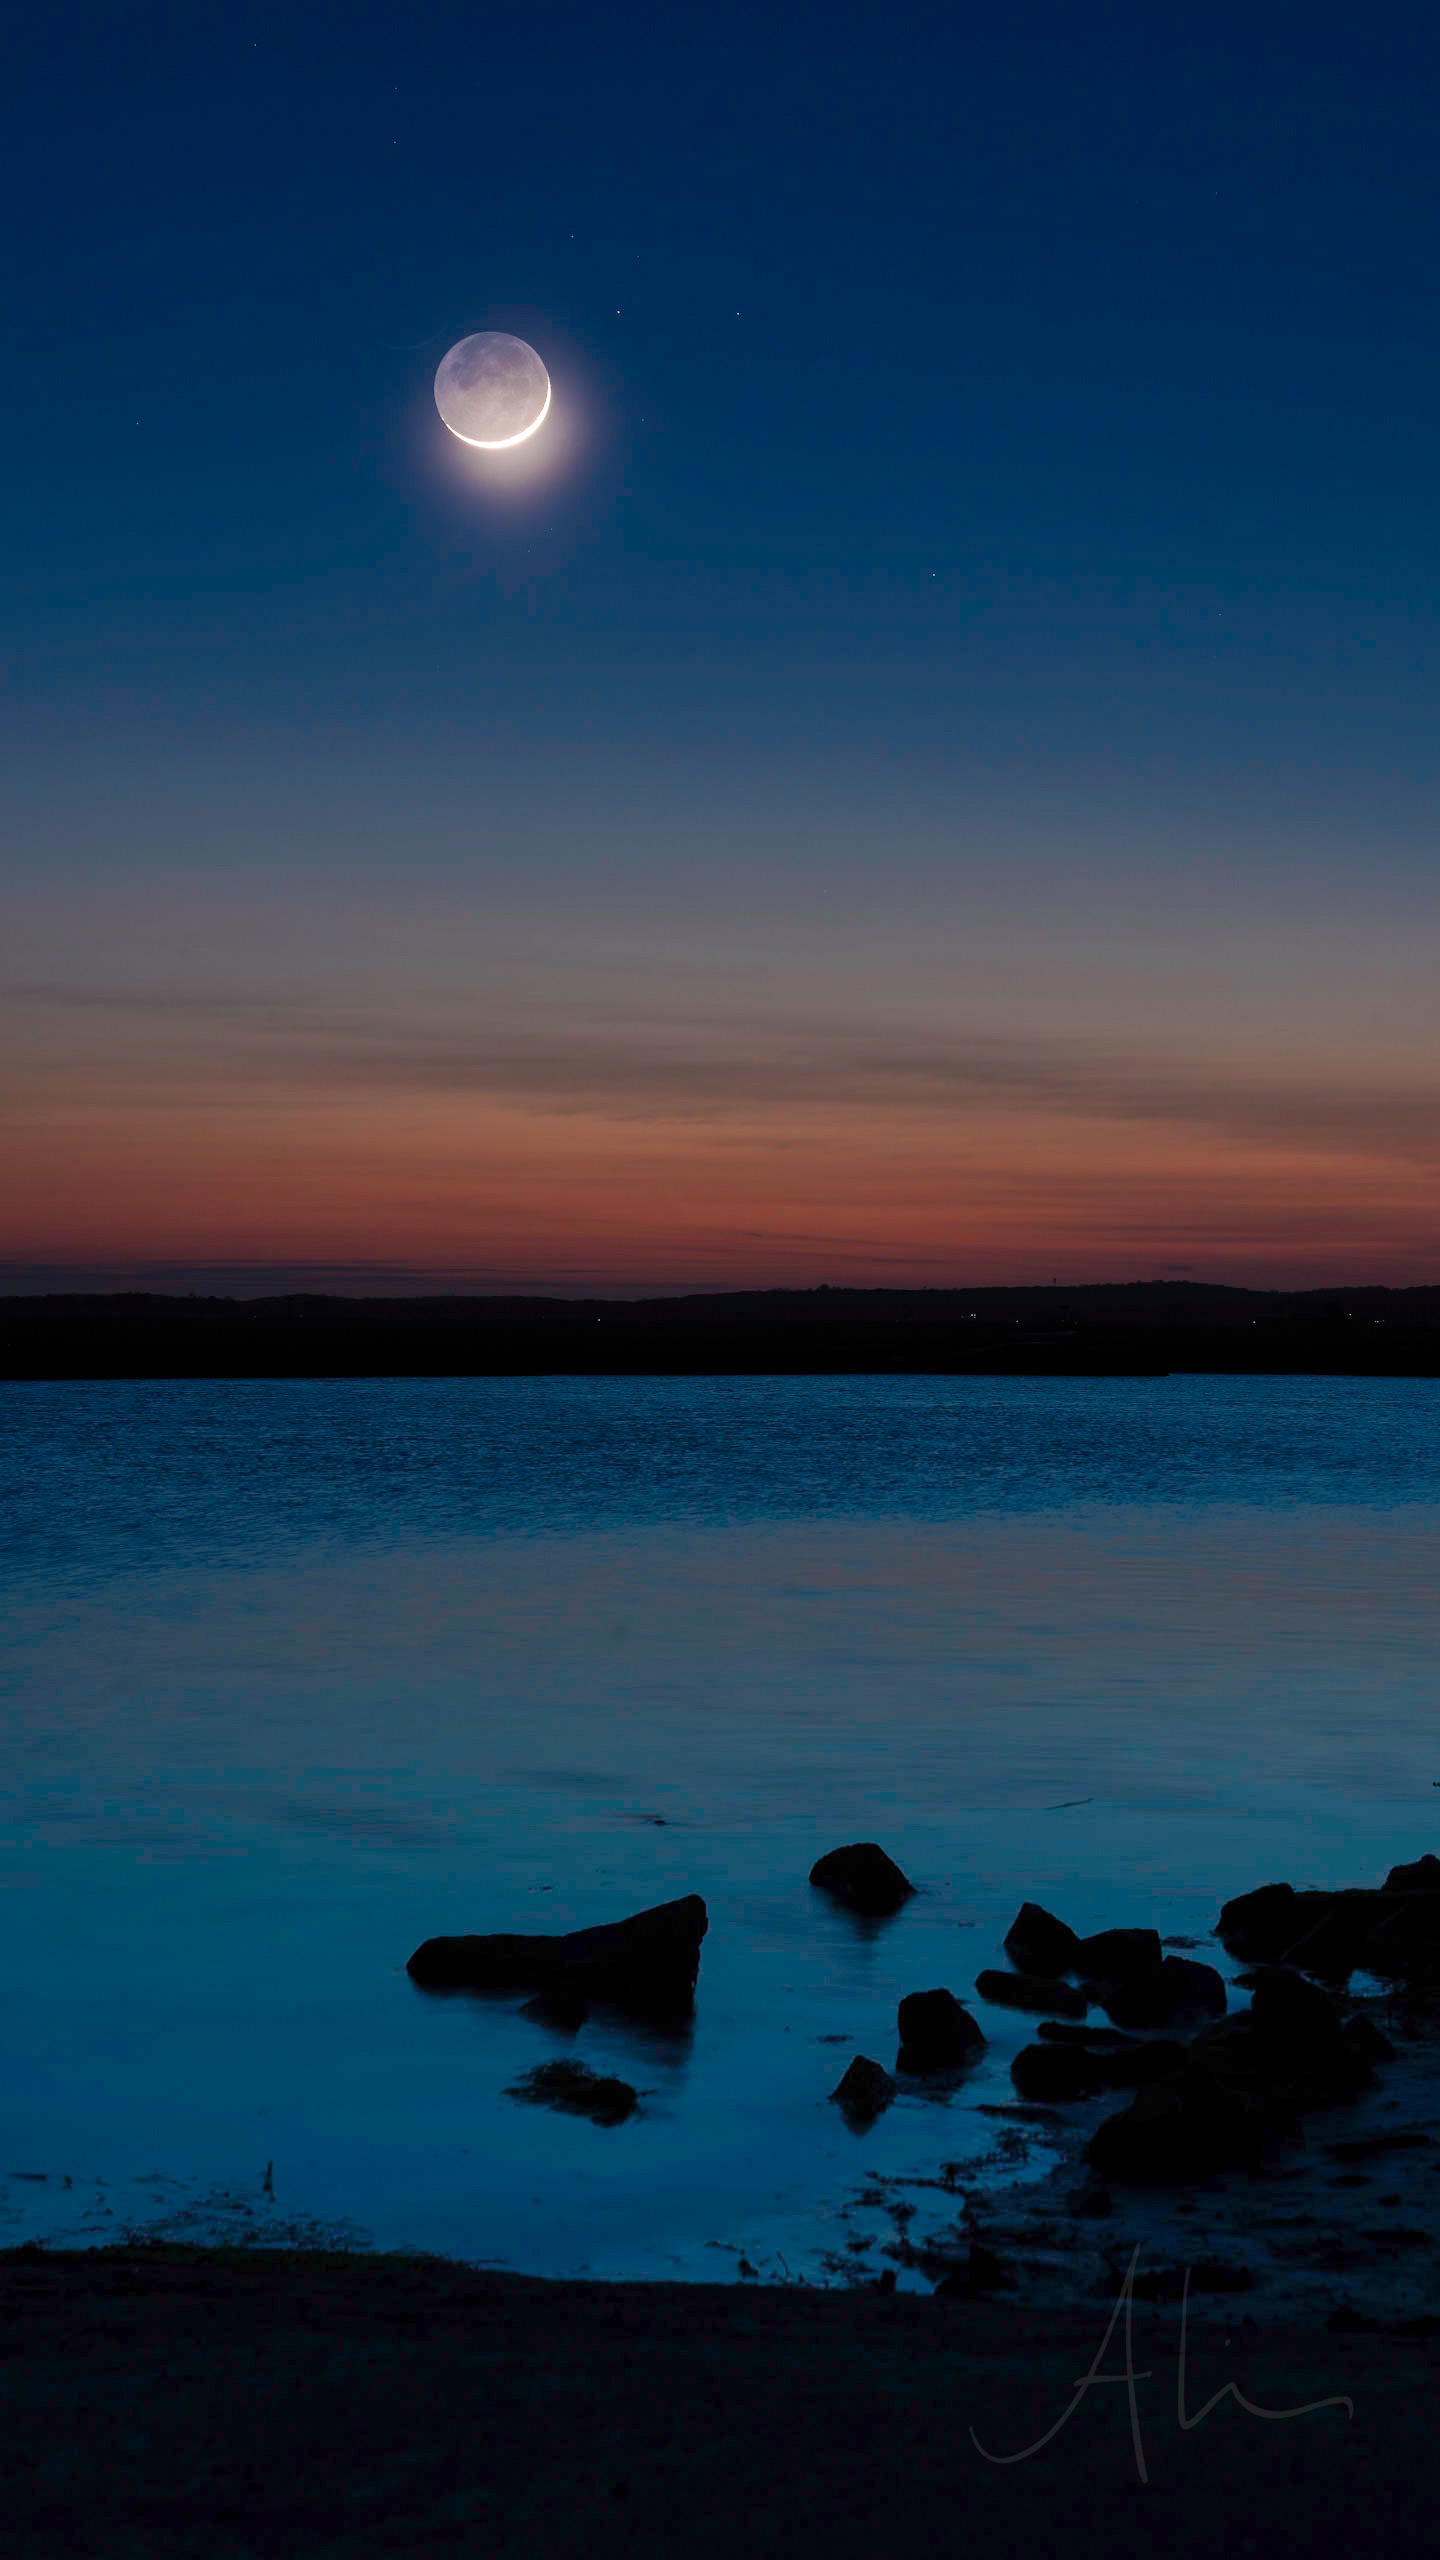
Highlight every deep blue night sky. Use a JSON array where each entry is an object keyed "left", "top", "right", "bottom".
[{"left": 6, "top": 4, "right": 1440, "bottom": 1290}]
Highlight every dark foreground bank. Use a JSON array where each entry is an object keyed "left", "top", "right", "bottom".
[
  {"left": 4, "top": 2244, "right": 1435, "bottom": 2558},
  {"left": 7, "top": 1279, "right": 1440, "bottom": 1375}
]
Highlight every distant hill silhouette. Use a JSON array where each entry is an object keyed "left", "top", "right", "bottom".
[{"left": 5, "top": 1280, "right": 1440, "bottom": 1376}]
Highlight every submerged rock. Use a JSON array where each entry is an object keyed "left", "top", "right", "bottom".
[
  {"left": 505, "top": 2060, "right": 638, "bottom": 2126},
  {"left": 1097, "top": 1955, "right": 1227, "bottom": 2030},
  {"left": 830, "top": 2055, "right": 897, "bottom": 2126},
  {"left": 1003, "top": 1902, "right": 1080, "bottom": 1977},
  {"left": 975, "top": 1967, "right": 1087, "bottom": 2019},
  {"left": 896, "top": 1988, "right": 985, "bottom": 2074},
  {"left": 809, "top": 1843, "right": 915, "bottom": 1916},
  {"left": 406, "top": 1894, "right": 708, "bottom": 2014}
]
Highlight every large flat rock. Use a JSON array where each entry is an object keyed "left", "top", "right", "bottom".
[{"left": 407, "top": 1893, "right": 708, "bottom": 2011}]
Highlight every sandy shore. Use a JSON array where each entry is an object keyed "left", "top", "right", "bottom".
[{"left": 4, "top": 2239, "right": 1438, "bottom": 2557}]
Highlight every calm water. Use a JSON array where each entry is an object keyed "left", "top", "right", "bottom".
[{"left": 3, "top": 1374, "right": 1439, "bottom": 2279}]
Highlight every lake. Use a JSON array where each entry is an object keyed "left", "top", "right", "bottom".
[{"left": 3, "top": 1373, "right": 1438, "bottom": 2280}]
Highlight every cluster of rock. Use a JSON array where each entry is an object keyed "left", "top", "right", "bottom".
[
  {"left": 822, "top": 1850, "right": 1420, "bottom": 2182},
  {"left": 815, "top": 1848, "right": 986, "bottom": 2125},
  {"left": 980, "top": 1866, "right": 1413, "bottom": 2182},
  {"left": 1216, "top": 1859, "right": 1440, "bottom": 1980},
  {"left": 407, "top": 1843, "right": 1429, "bottom": 2170},
  {"left": 831, "top": 1987, "right": 986, "bottom": 2126}
]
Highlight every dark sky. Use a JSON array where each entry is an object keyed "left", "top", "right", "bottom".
[{"left": 6, "top": 3, "right": 1440, "bottom": 1291}]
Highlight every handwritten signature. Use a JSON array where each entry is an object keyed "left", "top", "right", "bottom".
[{"left": 970, "top": 2244, "right": 1354, "bottom": 2483}]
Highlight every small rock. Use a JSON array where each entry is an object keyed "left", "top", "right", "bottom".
[
  {"left": 830, "top": 2056, "right": 897, "bottom": 2126},
  {"left": 1013, "top": 2036, "right": 1184, "bottom": 2100},
  {"left": 896, "top": 1988, "right": 985, "bottom": 2073},
  {"left": 1087, "top": 2066, "right": 1268, "bottom": 2184},
  {"left": 1384, "top": 1854, "right": 1440, "bottom": 1894},
  {"left": 1097, "top": 1955, "right": 1226, "bottom": 2029},
  {"left": 1011, "top": 2041, "right": 1104, "bottom": 2101},
  {"left": 1075, "top": 1927, "right": 1163, "bottom": 1984},
  {"left": 1247, "top": 1965, "right": 1344, "bottom": 2043},
  {"left": 1216, "top": 1882, "right": 1378, "bottom": 1974},
  {"left": 809, "top": 1843, "right": 915, "bottom": 1916},
  {"left": 1003, "top": 1902, "right": 1080, "bottom": 1977},
  {"left": 975, "top": 1967, "right": 1086, "bottom": 2020},
  {"left": 1215, "top": 1880, "right": 1302, "bottom": 1961},
  {"left": 505, "top": 2060, "right": 638, "bottom": 2126}
]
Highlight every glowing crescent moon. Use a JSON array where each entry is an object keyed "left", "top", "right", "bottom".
[{"left": 434, "top": 332, "right": 552, "bottom": 449}]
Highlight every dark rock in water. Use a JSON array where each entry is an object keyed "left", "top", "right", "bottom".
[
  {"left": 1075, "top": 1927, "right": 1163, "bottom": 1984},
  {"left": 1003, "top": 1902, "right": 1079, "bottom": 1977},
  {"left": 1215, "top": 1880, "right": 1302, "bottom": 1961},
  {"left": 896, "top": 1988, "right": 985, "bottom": 2073},
  {"left": 1384, "top": 1854, "right": 1440, "bottom": 1894},
  {"left": 1247, "top": 1965, "right": 1344, "bottom": 2043},
  {"left": 1191, "top": 1974, "right": 1376, "bottom": 2114},
  {"left": 809, "top": 1842, "right": 915, "bottom": 1916},
  {"left": 505, "top": 2060, "right": 638, "bottom": 2126},
  {"left": 1088, "top": 2065, "right": 1268, "bottom": 2184},
  {"left": 1012, "top": 2041, "right": 1106, "bottom": 2101},
  {"left": 1015, "top": 2035, "right": 1185, "bottom": 2100},
  {"left": 406, "top": 1894, "right": 708, "bottom": 2014},
  {"left": 519, "top": 1987, "right": 590, "bottom": 2031},
  {"left": 1366, "top": 1892, "right": 1440, "bottom": 1979},
  {"left": 830, "top": 2055, "right": 896, "bottom": 2125},
  {"left": 975, "top": 1967, "right": 1086, "bottom": 2020},
  {"left": 1280, "top": 1891, "right": 1388, "bottom": 1981},
  {"left": 1215, "top": 1881, "right": 1358, "bottom": 1970},
  {"left": 1098, "top": 1955, "right": 1227, "bottom": 2030}
]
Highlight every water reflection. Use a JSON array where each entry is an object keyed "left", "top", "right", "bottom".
[{"left": 5, "top": 1375, "right": 1440, "bottom": 2277}]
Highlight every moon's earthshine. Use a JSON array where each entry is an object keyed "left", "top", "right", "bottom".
[{"left": 434, "top": 333, "right": 552, "bottom": 448}]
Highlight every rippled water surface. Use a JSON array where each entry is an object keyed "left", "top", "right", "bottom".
[{"left": 3, "top": 1375, "right": 1438, "bottom": 2276}]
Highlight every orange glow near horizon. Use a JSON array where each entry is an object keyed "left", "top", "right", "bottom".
[{"left": 5, "top": 1073, "right": 1438, "bottom": 1291}]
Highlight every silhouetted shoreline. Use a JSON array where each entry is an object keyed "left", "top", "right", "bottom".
[
  {"left": 6, "top": 1280, "right": 1440, "bottom": 1378},
  {"left": 6, "top": 2241, "right": 1437, "bottom": 2557}
]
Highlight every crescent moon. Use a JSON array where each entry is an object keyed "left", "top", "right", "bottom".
[{"left": 434, "top": 333, "right": 552, "bottom": 450}]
